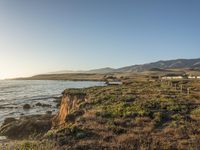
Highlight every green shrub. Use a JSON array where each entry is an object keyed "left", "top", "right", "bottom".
[
  {"left": 166, "top": 104, "right": 187, "bottom": 112},
  {"left": 96, "top": 111, "right": 114, "bottom": 118},
  {"left": 190, "top": 107, "right": 200, "bottom": 120},
  {"left": 11, "top": 141, "right": 56, "bottom": 150},
  {"left": 76, "top": 131, "right": 87, "bottom": 139},
  {"left": 153, "top": 112, "right": 168, "bottom": 126},
  {"left": 171, "top": 114, "right": 183, "bottom": 121},
  {"left": 99, "top": 101, "right": 150, "bottom": 118},
  {"left": 108, "top": 125, "right": 126, "bottom": 135},
  {"left": 143, "top": 100, "right": 160, "bottom": 109},
  {"left": 191, "top": 107, "right": 200, "bottom": 116}
]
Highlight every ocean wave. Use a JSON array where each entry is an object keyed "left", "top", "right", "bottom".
[{"left": 0, "top": 80, "right": 104, "bottom": 124}]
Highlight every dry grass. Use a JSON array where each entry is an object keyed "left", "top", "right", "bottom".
[
  {"left": 42, "top": 79, "right": 200, "bottom": 149},
  {"left": 3, "top": 77, "right": 200, "bottom": 149}
]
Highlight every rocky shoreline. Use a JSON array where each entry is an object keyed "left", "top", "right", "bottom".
[
  {"left": 0, "top": 95, "right": 62, "bottom": 139},
  {"left": 0, "top": 114, "right": 52, "bottom": 139},
  {"left": 0, "top": 88, "right": 87, "bottom": 140}
]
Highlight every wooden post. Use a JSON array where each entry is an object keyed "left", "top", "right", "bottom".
[
  {"left": 187, "top": 87, "right": 190, "bottom": 95},
  {"left": 180, "top": 84, "right": 183, "bottom": 93}
]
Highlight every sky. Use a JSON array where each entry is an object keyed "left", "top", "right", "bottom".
[{"left": 0, "top": 0, "right": 200, "bottom": 79}]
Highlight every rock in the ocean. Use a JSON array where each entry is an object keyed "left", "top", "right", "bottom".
[
  {"left": 23, "top": 104, "right": 31, "bottom": 109},
  {"left": 46, "top": 111, "right": 52, "bottom": 115},
  {"left": 35, "top": 102, "right": 51, "bottom": 107}
]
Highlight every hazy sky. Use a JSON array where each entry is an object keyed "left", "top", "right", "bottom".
[{"left": 0, "top": 0, "right": 200, "bottom": 78}]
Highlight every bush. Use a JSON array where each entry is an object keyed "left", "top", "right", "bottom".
[
  {"left": 153, "top": 112, "right": 168, "bottom": 126},
  {"left": 108, "top": 125, "right": 126, "bottom": 135},
  {"left": 96, "top": 111, "right": 114, "bottom": 118},
  {"left": 99, "top": 101, "right": 150, "bottom": 119},
  {"left": 11, "top": 140, "right": 56, "bottom": 150},
  {"left": 166, "top": 104, "right": 187, "bottom": 112},
  {"left": 190, "top": 107, "right": 200, "bottom": 120},
  {"left": 171, "top": 114, "right": 183, "bottom": 121}
]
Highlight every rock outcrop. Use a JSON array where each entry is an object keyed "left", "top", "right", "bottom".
[
  {"left": 0, "top": 89, "right": 87, "bottom": 139},
  {"left": 0, "top": 114, "right": 52, "bottom": 139},
  {"left": 52, "top": 89, "right": 87, "bottom": 128}
]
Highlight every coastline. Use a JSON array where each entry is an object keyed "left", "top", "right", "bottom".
[
  {"left": 13, "top": 73, "right": 107, "bottom": 81},
  {"left": 0, "top": 80, "right": 106, "bottom": 132},
  {"left": 1, "top": 77, "right": 200, "bottom": 149}
]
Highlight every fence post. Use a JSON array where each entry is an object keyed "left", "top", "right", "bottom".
[
  {"left": 180, "top": 84, "right": 183, "bottom": 93},
  {"left": 187, "top": 87, "right": 190, "bottom": 95}
]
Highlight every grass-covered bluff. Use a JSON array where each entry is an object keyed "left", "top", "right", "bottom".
[{"left": 1, "top": 78, "right": 200, "bottom": 150}]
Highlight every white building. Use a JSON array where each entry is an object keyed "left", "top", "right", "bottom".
[
  {"left": 188, "top": 76, "right": 196, "bottom": 79},
  {"left": 161, "top": 76, "right": 183, "bottom": 80},
  {"left": 188, "top": 75, "right": 200, "bottom": 79}
]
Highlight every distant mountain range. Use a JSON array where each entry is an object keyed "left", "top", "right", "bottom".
[
  {"left": 116, "top": 58, "right": 200, "bottom": 72},
  {"left": 48, "top": 58, "right": 200, "bottom": 74},
  {"left": 47, "top": 67, "right": 116, "bottom": 74}
]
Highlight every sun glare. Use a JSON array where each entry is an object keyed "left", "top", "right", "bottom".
[
  {"left": 0, "top": 73, "right": 8, "bottom": 80},
  {"left": 0, "top": 73, "right": 15, "bottom": 80}
]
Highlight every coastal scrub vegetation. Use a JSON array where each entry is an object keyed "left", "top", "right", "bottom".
[{"left": 1, "top": 77, "right": 200, "bottom": 149}]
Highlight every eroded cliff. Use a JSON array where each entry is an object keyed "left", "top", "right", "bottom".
[{"left": 52, "top": 89, "right": 87, "bottom": 128}]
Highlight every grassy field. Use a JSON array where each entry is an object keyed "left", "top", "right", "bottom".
[{"left": 2, "top": 76, "right": 200, "bottom": 149}]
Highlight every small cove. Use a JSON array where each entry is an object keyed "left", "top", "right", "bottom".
[{"left": 0, "top": 80, "right": 105, "bottom": 124}]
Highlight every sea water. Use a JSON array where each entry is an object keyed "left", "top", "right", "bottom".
[{"left": 0, "top": 80, "right": 105, "bottom": 124}]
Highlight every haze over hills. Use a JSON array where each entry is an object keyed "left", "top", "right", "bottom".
[
  {"left": 47, "top": 58, "right": 200, "bottom": 74},
  {"left": 47, "top": 67, "right": 115, "bottom": 74}
]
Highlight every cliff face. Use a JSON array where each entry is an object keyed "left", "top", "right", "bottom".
[{"left": 52, "top": 89, "right": 87, "bottom": 128}]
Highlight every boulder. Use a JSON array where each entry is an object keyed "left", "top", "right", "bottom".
[
  {"left": 23, "top": 104, "right": 31, "bottom": 109},
  {"left": 35, "top": 102, "right": 51, "bottom": 107},
  {"left": 0, "top": 114, "right": 52, "bottom": 139}
]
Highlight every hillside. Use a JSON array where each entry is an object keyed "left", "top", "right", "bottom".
[
  {"left": 85, "top": 67, "right": 115, "bottom": 74},
  {"left": 46, "top": 58, "right": 200, "bottom": 74},
  {"left": 47, "top": 67, "right": 116, "bottom": 74},
  {"left": 14, "top": 58, "right": 200, "bottom": 81},
  {"left": 117, "top": 58, "right": 200, "bottom": 72}
]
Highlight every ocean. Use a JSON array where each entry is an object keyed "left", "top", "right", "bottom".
[{"left": 0, "top": 80, "right": 105, "bottom": 124}]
